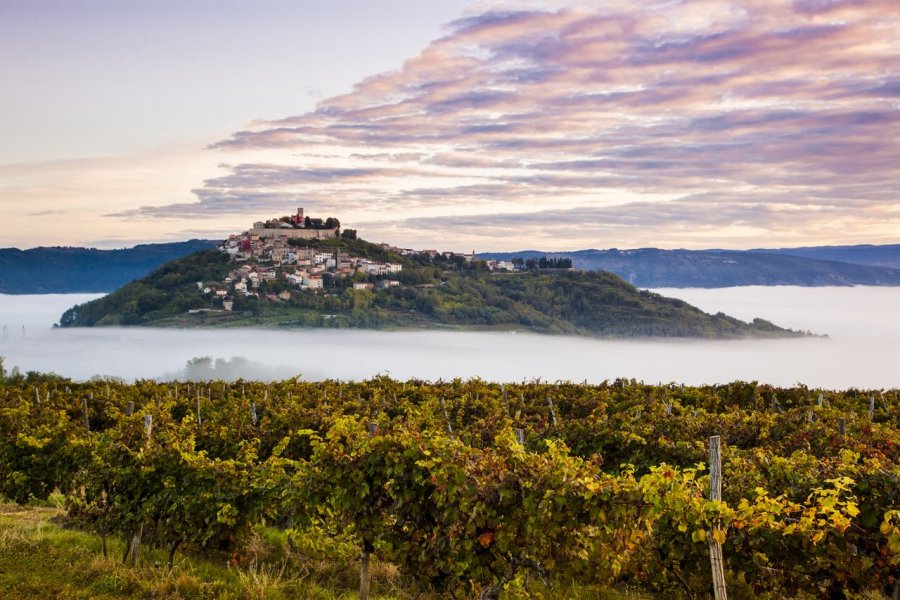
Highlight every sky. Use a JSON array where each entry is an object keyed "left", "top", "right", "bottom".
[{"left": 1, "top": 0, "right": 898, "bottom": 252}]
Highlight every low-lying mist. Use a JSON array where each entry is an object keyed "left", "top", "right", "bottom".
[{"left": 0, "top": 287, "right": 897, "bottom": 388}]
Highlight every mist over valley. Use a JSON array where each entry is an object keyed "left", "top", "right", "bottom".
[{"left": 1, "top": 287, "right": 896, "bottom": 388}]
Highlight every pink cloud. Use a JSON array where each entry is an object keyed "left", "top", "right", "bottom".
[{"left": 133, "top": 0, "right": 898, "bottom": 249}]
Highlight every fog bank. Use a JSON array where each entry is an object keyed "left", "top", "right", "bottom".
[{"left": 0, "top": 287, "right": 897, "bottom": 388}]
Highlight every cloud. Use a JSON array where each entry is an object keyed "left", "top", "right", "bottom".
[{"left": 125, "top": 0, "right": 900, "bottom": 250}]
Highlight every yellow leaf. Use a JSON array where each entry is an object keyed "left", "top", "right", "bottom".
[{"left": 712, "top": 528, "right": 727, "bottom": 545}]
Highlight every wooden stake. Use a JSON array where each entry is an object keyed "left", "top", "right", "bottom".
[
  {"left": 82, "top": 398, "right": 90, "bottom": 431},
  {"left": 131, "top": 524, "right": 143, "bottom": 568},
  {"left": 708, "top": 435, "right": 728, "bottom": 600},
  {"left": 547, "top": 395, "right": 558, "bottom": 426},
  {"left": 359, "top": 423, "right": 378, "bottom": 599},
  {"left": 870, "top": 395, "right": 875, "bottom": 420},
  {"left": 515, "top": 428, "right": 525, "bottom": 445},
  {"left": 440, "top": 397, "right": 453, "bottom": 435},
  {"left": 126, "top": 401, "right": 134, "bottom": 417},
  {"left": 500, "top": 384, "right": 510, "bottom": 417},
  {"left": 359, "top": 546, "right": 371, "bottom": 600}
]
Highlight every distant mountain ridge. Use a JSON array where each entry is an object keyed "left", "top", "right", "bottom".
[
  {"left": 0, "top": 240, "right": 219, "bottom": 294},
  {"left": 2, "top": 240, "right": 899, "bottom": 294},
  {"left": 751, "top": 244, "right": 900, "bottom": 270},
  {"left": 480, "top": 245, "right": 900, "bottom": 288}
]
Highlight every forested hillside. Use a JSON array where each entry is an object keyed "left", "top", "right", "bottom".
[{"left": 0, "top": 240, "right": 218, "bottom": 294}]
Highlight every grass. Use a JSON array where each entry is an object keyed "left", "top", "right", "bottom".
[
  {"left": 0, "top": 503, "right": 656, "bottom": 599},
  {"left": 0, "top": 503, "right": 417, "bottom": 599}
]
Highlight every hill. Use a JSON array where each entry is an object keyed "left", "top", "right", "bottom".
[
  {"left": 0, "top": 240, "right": 219, "bottom": 294},
  {"left": 57, "top": 238, "right": 798, "bottom": 338},
  {"left": 480, "top": 247, "right": 900, "bottom": 288}
]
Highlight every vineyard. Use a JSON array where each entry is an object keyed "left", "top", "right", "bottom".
[{"left": 1, "top": 376, "right": 899, "bottom": 599}]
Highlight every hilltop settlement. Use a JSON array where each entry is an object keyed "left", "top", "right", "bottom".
[{"left": 207, "top": 208, "right": 570, "bottom": 312}]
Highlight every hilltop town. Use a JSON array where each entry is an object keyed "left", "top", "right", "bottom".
[{"left": 204, "top": 208, "right": 564, "bottom": 312}]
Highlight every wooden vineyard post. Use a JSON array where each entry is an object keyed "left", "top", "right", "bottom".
[
  {"left": 870, "top": 395, "right": 875, "bottom": 421},
  {"left": 515, "top": 428, "right": 525, "bottom": 446},
  {"left": 130, "top": 414, "right": 153, "bottom": 567},
  {"left": 500, "top": 384, "right": 510, "bottom": 417},
  {"left": 708, "top": 435, "right": 728, "bottom": 600},
  {"left": 547, "top": 395, "right": 558, "bottom": 426},
  {"left": 440, "top": 397, "right": 453, "bottom": 435},
  {"left": 82, "top": 397, "right": 90, "bottom": 431},
  {"left": 359, "top": 422, "right": 378, "bottom": 600}
]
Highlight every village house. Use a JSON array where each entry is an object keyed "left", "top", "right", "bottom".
[{"left": 302, "top": 275, "right": 323, "bottom": 289}]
